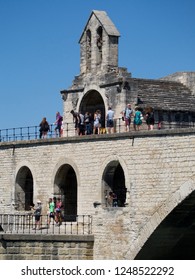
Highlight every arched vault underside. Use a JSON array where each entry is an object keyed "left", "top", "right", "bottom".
[{"left": 135, "top": 190, "right": 195, "bottom": 260}]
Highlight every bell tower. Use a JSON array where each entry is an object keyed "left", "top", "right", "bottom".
[{"left": 79, "top": 10, "right": 120, "bottom": 74}]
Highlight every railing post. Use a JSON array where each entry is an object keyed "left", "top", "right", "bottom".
[
  {"left": 13, "top": 128, "right": 15, "bottom": 141},
  {"left": 20, "top": 127, "right": 23, "bottom": 140},
  {"left": 76, "top": 215, "right": 79, "bottom": 234},
  {"left": 119, "top": 118, "right": 121, "bottom": 133},
  {"left": 35, "top": 126, "right": 38, "bottom": 139},
  {"left": 6, "top": 129, "right": 8, "bottom": 142},
  {"left": 50, "top": 124, "right": 54, "bottom": 138},
  {"left": 27, "top": 127, "right": 30, "bottom": 140},
  {"left": 66, "top": 123, "right": 69, "bottom": 137},
  {"left": 89, "top": 215, "right": 92, "bottom": 234}
]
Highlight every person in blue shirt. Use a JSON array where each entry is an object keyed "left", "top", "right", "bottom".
[{"left": 122, "top": 104, "right": 133, "bottom": 131}]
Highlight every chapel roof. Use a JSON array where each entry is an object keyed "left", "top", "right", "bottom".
[
  {"left": 133, "top": 78, "right": 195, "bottom": 112},
  {"left": 79, "top": 10, "right": 120, "bottom": 43}
]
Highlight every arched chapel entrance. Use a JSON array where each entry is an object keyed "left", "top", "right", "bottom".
[
  {"left": 54, "top": 164, "right": 77, "bottom": 220},
  {"left": 80, "top": 90, "right": 105, "bottom": 128},
  {"left": 15, "top": 166, "right": 33, "bottom": 211},
  {"left": 102, "top": 160, "right": 126, "bottom": 207}
]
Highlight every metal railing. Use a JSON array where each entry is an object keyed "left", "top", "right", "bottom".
[
  {"left": 0, "top": 124, "right": 56, "bottom": 142},
  {"left": 0, "top": 214, "right": 92, "bottom": 235},
  {"left": 0, "top": 120, "right": 195, "bottom": 143},
  {"left": 0, "top": 123, "right": 78, "bottom": 142}
]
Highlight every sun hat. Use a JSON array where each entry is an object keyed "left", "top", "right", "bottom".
[{"left": 37, "top": 200, "right": 41, "bottom": 204}]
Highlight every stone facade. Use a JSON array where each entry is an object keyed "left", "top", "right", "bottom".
[
  {"left": 161, "top": 72, "right": 195, "bottom": 96},
  {"left": 61, "top": 10, "right": 195, "bottom": 134},
  {"left": 0, "top": 129, "right": 195, "bottom": 259},
  {"left": 1, "top": 10, "right": 195, "bottom": 260},
  {"left": 0, "top": 234, "right": 94, "bottom": 260}
]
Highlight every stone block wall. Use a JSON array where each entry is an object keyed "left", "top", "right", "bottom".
[
  {"left": 1, "top": 129, "right": 195, "bottom": 259},
  {"left": 0, "top": 234, "right": 94, "bottom": 260}
]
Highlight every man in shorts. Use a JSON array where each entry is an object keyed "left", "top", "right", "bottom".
[
  {"left": 123, "top": 104, "right": 133, "bottom": 131},
  {"left": 31, "top": 200, "right": 42, "bottom": 230},
  {"left": 48, "top": 198, "right": 55, "bottom": 227}
]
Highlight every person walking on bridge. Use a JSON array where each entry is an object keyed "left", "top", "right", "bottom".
[
  {"left": 122, "top": 104, "right": 133, "bottom": 132},
  {"left": 54, "top": 112, "right": 63, "bottom": 137},
  {"left": 31, "top": 200, "right": 42, "bottom": 230},
  {"left": 106, "top": 106, "right": 114, "bottom": 134}
]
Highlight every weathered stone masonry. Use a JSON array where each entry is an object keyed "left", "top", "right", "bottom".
[
  {"left": 1, "top": 9, "right": 195, "bottom": 260},
  {"left": 61, "top": 10, "right": 195, "bottom": 134},
  {"left": 0, "top": 235, "right": 94, "bottom": 260},
  {"left": 1, "top": 129, "right": 195, "bottom": 259}
]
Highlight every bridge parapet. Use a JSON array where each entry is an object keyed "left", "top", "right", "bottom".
[
  {"left": 0, "top": 126, "right": 195, "bottom": 259},
  {"left": 0, "top": 120, "right": 195, "bottom": 142}
]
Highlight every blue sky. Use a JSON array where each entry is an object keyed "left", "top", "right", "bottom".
[{"left": 0, "top": 0, "right": 194, "bottom": 129}]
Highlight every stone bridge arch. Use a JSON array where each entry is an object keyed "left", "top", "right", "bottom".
[
  {"left": 100, "top": 155, "right": 130, "bottom": 207},
  {"left": 52, "top": 158, "right": 80, "bottom": 220},
  {"left": 134, "top": 177, "right": 195, "bottom": 259},
  {"left": 15, "top": 165, "right": 34, "bottom": 211}
]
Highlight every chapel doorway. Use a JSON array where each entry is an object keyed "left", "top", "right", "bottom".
[{"left": 79, "top": 90, "right": 105, "bottom": 129}]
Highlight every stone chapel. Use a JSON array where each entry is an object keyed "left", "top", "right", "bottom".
[
  {"left": 1, "top": 11, "right": 195, "bottom": 260},
  {"left": 60, "top": 10, "right": 195, "bottom": 133}
]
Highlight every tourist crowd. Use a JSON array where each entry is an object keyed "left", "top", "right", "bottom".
[{"left": 39, "top": 104, "right": 158, "bottom": 139}]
